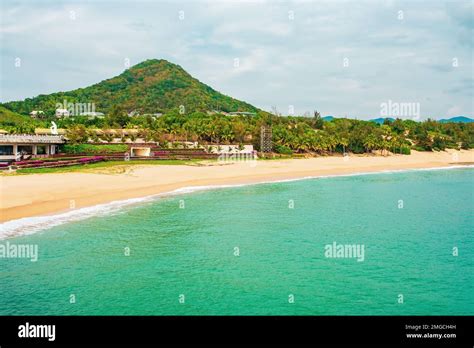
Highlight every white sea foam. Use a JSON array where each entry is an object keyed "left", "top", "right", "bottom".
[{"left": 1, "top": 165, "right": 472, "bottom": 239}]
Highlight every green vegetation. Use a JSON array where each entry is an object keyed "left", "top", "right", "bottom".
[
  {"left": 58, "top": 113, "right": 472, "bottom": 154},
  {"left": 269, "top": 117, "right": 473, "bottom": 154},
  {"left": 1, "top": 59, "right": 472, "bottom": 154},
  {"left": 0, "top": 106, "right": 39, "bottom": 133},
  {"left": 62, "top": 144, "right": 128, "bottom": 154},
  {"left": 2, "top": 59, "right": 257, "bottom": 116},
  {"left": 2, "top": 105, "right": 473, "bottom": 155},
  {"left": 274, "top": 144, "right": 293, "bottom": 155},
  {"left": 15, "top": 159, "right": 206, "bottom": 174}
]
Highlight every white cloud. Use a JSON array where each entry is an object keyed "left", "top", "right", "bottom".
[{"left": 0, "top": 0, "right": 472, "bottom": 118}]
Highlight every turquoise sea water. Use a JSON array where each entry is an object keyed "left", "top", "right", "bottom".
[{"left": 0, "top": 168, "right": 473, "bottom": 315}]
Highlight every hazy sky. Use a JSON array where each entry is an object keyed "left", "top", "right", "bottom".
[{"left": 1, "top": 0, "right": 472, "bottom": 119}]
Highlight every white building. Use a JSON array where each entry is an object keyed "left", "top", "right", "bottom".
[
  {"left": 55, "top": 109, "right": 70, "bottom": 117},
  {"left": 208, "top": 144, "right": 254, "bottom": 154},
  {"left": 80, "top": 112, "right": 105, "bottom": 118},
  {"left": 0, "top": 134, "right": 65, "bottom": 162},
  {"left": 227, "top": 112, "right": 257, "bottom": 117},
  {"left": 29, "top": 110, "right": 44, "bottom": 118}
]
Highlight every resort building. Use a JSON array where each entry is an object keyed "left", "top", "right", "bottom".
[
  {"left": 130, "top": 147, "right": 151, "bottom": 157},
  {"left": 206, "top": 111, "right": 257, "bottom": 117},
  {"left": 29, "top": 110, "right": 44, "bottom": 119},
  {"left": 80, "top": 112, "right": 105, "bottom": 118},
  {"left": 227, "top": 112, "right": 257, "bottom": 117},
  {"left": 208, "top": 144, "right": 254, "bottom": 154},
  {"left": 0, "top": 134, "right": 65, "bottom": 162},
  {"left": 55, "top": 108, "right": 70, "bottom": 117}
]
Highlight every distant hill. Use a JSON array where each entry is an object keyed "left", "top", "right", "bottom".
[
  {"left": 370, "top": 117, "right": 395, "bottom": 124},
  {"left": 322, "top": 116, "right": 334, "bottom": 121},
  {"left": 1, "top": 59, "right": 259, "bottom": 116},
  {"left": 0, "top": 106, "right": 31, "bottom": 125},
  {"left": 439, "top": 116, "right": 473, "bottom": 123},
  {"left": 0, "top": 105, "right": 39, "bottom": 132}
]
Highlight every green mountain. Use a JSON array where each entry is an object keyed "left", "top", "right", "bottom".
[
  {"left": 0, "top": 105, "right": 39, "bottom": 133},
  {"left": 0, "top": 106, "right": 31, "bottom": 125},
  {"left": 1, "top": 59, "right": 259, "bottom": 116},
  {"left": 370, "top": 117, "right": 395, "bottom": 124},
  {"left": 439, "top": 116, "right": 473, "bottom": 123}
]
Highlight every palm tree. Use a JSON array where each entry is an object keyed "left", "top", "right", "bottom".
[
  {"left": 294, "top": 136, "right": 308, "bottom": 153},
  {"left": 161, "top": 139, "right": 169, "bottom": 149},
  {"left": 128, "top": 132, "right": 138, "bottom": 143},
  {"left": 380, "top": 125, "right": 393, "bottom": 156},
  {"left": 363, "top": 134, "right": 377, "bottom": 154},
  {"left": 170, "top": 124, "right": 182, "bottom": 141},
  {"left": 194, "top": 121, "right": 207, "bottom": 141},
  {"left": 171, "top": 141, "right": 180, "bottom": 149},
  {"left": 393, "top": 136, "right": 405, "bottom": 154},
  {"left": 100, "top": 132, "right": 114, "bottom": 143},
  {"left": 339, "top": 137, "right": 349, "bottom": 154},
  {"left": 207, "top": 122, "right": 219, "bottom": 144},
  {"left": 125, "top": 122, "right": 136, "bottom": 130},
  {"left": 88, "top": 130, "right": 100, "bottom": 143},
  {"left": 221, "top": 127, "right": 234, "bottom": 144},
  {"left": 120, "top": 131, "right": 129, "bottom": 143},
  {"left": 323, "top": 133, "right": 337, "bottom": 154},
  {"left": 151, "top": 130, "right": 161, "bottom": 143},
  {"left": 138, "top": 129, "right": 152, "bottom": 143}
]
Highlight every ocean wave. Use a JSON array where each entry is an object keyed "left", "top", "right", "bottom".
[{"left": 1, "top": 164, "right": 473, "bottom": 239}]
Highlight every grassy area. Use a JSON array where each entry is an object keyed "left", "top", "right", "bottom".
[
  {"left": 62, "top": 144, "right": 129, "bottom": 154},
  {"left": 4, "top": 155, "right": 302, "bottom": 175},
  {"left": 257, "top": 154, "right": 298, "bottom": 160},
  {"left": 14, "top": 159, "right": 209, "bottom": 174}
]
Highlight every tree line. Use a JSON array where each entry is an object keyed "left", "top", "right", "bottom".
[{"left": 1, "top": 107, "right": 473, "bottom": 154}]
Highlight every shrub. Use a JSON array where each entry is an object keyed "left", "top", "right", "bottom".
[
  {"left": 274, "top": 145, "right": 293, "bottom": 155},
  {"left": 62, "top": 144, "right": 128, "bottom": 154},
  {"left": 461, "top": 142, "right": 471, "bottom": 150},
  {"left": 400, "top": 146, "right": 411, "bottom": 155},
  {"left": 390, "top": 146, "right": 411, "bottom": 155},
  {"left": 432, "top": 136, "right": 446, "bottom": 151},
  {"left": 412, "top": 145, "right": 427, "bottom": 152}
]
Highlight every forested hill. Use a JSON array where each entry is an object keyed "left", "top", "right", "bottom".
[{"left": 1, "top": 59, "right": 259, "bottom": 116}]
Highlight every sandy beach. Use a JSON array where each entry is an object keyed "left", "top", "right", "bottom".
[{"left": 1, "top": 149, "right": 473, "bottom": 223}]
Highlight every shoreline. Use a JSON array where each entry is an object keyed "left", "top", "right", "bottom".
[
  {"left": 1, "top": 150, "right": 473, "bottom": 229},
  {"left": 2, "top": 163, "right": 473, "bottom": 240}
]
